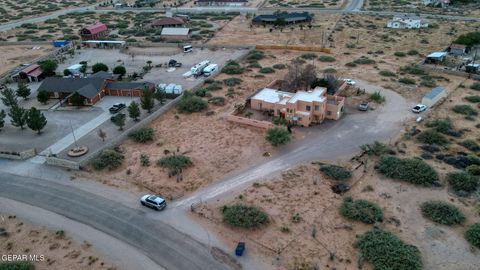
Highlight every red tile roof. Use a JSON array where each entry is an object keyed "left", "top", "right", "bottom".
[
  {"left": 21, "top": 64, "right": 40, "bottom": 74},
  {"left": 151, "top": 17, "right": 185, "bottom": 27},
  {"left": 85, "top": 22, "right": 108, "bottom": 35},
  {"left": 451, "top": 43, "right": 466, "bottom": 50}
]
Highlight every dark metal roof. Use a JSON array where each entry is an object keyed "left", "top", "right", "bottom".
[
  {"left": 38, "top": 77, "right": 105, "bottom": 98},
  {"left": 253, "top": 12, "right": 313, "bottom": 23},
  {"left": 105, "top": 81, "right": 155, "bottom": 90}
]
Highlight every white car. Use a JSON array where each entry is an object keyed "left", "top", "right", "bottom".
[
  {"left": 140, "top": 195, "right": 167, "bottom": 211},
  {"left": 412, "top": 104, "right": 427, "bottom": 113},
  {"left": 344, "top": 79, "right": 356, "bottom": 86}
]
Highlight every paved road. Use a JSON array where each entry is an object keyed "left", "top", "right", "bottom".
[{"left": 0, "top": 172, "right": 232, "bottom": 270}]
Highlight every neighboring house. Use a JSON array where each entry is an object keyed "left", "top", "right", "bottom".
[
  {"left": 425, "top": 51, "right": 448, "bottom": 64},
  {"left": 37, "top": 74, "right": 154, "bottom": 106},
  {"left": 151, "top": 17, "right": 186, "bottom": 28},
  {"left": 80, "top": 22, "right": 108, "bottom": 41},
  {"left": 387, "top": 16, "right": 429, "bottom": 29},
  {"left": 252, "top": 12, "right": 313, "bottom": 25},
  {"left": 423, "top": 0, "right": 450, "bottom": 7},
  {"left": 160, "top": 27, "right": 191, "bottom": 41},
  {"left": 449, "top": 43, "right": 467, "bottom": 56},
  {"left": 11, "top": 64, "right": 44, "bottom": 83},
  {"left": 249, "top": 87, "right": 345, "bottom": 127},
  {"left": 196, "top": 0, "right": 247, "bottom": 6},
  {"left": 421, "top": 86, "right": 446, "bottom": 107}
]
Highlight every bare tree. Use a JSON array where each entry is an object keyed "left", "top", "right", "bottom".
[
  {"left": 324, "top": 73, "right": 342, "bottom": 95},
  {"left": 97, "top": 128, "right": 106, "bottom": 142},
  {"left": 300, "top": 64, "right": 317, "bottom": 91},
  {"left": 282, "top": 62, "right": 317, "bottom": 91}
]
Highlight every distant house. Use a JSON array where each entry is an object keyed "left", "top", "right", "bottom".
[
  {"left": 425, "top": 51, "right": 448, "bottom": 64},
  {"left": 196, "top": 0, "right": 247, "bottom": 6},
  {"left": 160, "top": 27, "right": 191, "bottom": 41},
  {"left": 449, "top": 44, "right": 467, "bottom": 56},
  {"left": 387, "top": 16, "right": 429, "bottom": 29},
  {"left": 421, "top": 86, "right": 446, "bottom": 107},
  {"left": 80, "top": 22, "right": 108, "bottom": 41},
  {"left": 423, "top": 0, "right": 450, "bottom": 7},
  {"left": 151, "top": 17, "right": 186, "bottom": 28},
  {"left": 37, "top": 74, "right": 154, "bottom": 106},
  {"left": 11, "top": 64, "right": 44, "bottom": 83},
  {"left": 252, "top": 12, "right": 313, "bottom": 25}
]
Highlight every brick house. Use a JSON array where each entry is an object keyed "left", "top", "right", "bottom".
[
  {"left": 80, "top": 22, "right": 108, "bottom": 41},
  {"left": 151, "top": 17, "right": 186, "bottom": 28},
  {"left": 249, "top": 87, "right": 345, "bottom": 126}
]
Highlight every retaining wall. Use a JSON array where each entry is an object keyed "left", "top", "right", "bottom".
[
  {"left": 420, "top": 65, "right": 480, "bottom": 80},
  {"left": 226, "top": 114, "right": 274, "bottom": 129},
  {"left": 46, "top": 156, "right": 80, "bottom": 170},
  {"left": 0, "top": 148, "right": 36, "bottom": 160}
]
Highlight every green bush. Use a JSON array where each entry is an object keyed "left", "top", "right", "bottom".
[
  {"left": 399, "top": 77, "right": 416, "bottom": 85},
  {"left": 177, "top": 92, "right": 208, "bottom": 113},
  {"left": 318, "top": 55, "right": 336, "bottom": 62},
  {"left": 466, "top": 164, "right": 480, "bottom": 175},
  {"left": 400, "top": 65, "right": 426, "bottom": 75},
  {"left": 465, "top": 96, "right": 480, "bottom": 103},
  {"left": 259, "top": 67, "right": 275, "bottom": 73},
  {"left": 421, "top": 200, "right": 465, "bottom": 225},
  {"left": 339, "top": 197, "right": 383, "bottom": 224},
  {"left": 345, "top": 62, "right": 357, "bottom": 67},
  {"left": 129, "top": 128, "right": 154, "bottom": 143},
  {"left": 452, "top": 105, "right": 477, "bottom": 116},
  {"left": 447, "top": 171, "right": 479, "bottom": 195},
  {"left": 246, "top": 50, "right": 265, "bottom": 61},
  {"left": 221, "top": 60, "right": 244, "bottom": 74},
  {"left": 417, "top": 129, "right": 449, "bottom": 146},
  {"left": 465, "top": 223, "right": 480, "bottom": 248},
  {"left": 425, "top": 118, "right": 454, "bottom": 135},
  {"left": 354, "top": 228, "right": 422, "bottom": 270},
  {"left": 272, "top": 63, "right": 286, "bottom": 69},
  {"left": 223, "top": 77, "right": 242, "bottom": 86},
  {"left": 0, "top": 261, "right": 34, "bottom": 270},
  {"left": 320, "top": 165, "right": 352, "bottom": 180},
  {"left": 300, "top": 53, "right": 317, "bottom": 59},
  {"left": 471, "top": 82, "right": 480, "bottom": 91},
  {"left": 140, "top": 154, "right": 150, "bottom": 166},
  {"left": 208, "top": 96, "right": 225, "bottom": 106},
  {"left": 459, "top": 139, "right": 480, "bottom": 151},
  {"left": 353, "top": 57, "right": 375, "bottom": 65},
  {"left": 375, "top": 155, "right": 439, "bottom": 186},
  {"left": 360, "top": 141, "right": 393, "bottom": 156},
  {"left": 92, "top": 150, "right": 124, "bottom": 170},
  {"left": 265, "top": 127, "right": 290, "bottom": 146},
  {"left": 221, "top": 204, "right": 268, "bottom": 229},
  {"left": 379, "top": 70, "right": 396, "bottom": 77},
  {"left": 407, "top": 49, "right": 419, "bottom": 55},
  {"left": 157, "top": 155, "right": 192, "bottom": 175},
  {"left": 370, "top": 91, "right": 385, "bottom": 103},
  {"left": 394, "top": 51, "right": 406, "bottom": 57}
]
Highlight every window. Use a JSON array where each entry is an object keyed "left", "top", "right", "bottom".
[
  {"left": 327, "top": 111, "right": 332, "bottom": 115},
  {"left": 314, "top": 105, "right": 320, "bottom": 111},
  {"left": 306, "top": 105, "right": 311, "bottom": 111}
]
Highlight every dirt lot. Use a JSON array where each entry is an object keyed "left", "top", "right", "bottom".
[
  {"left": 0, "top": 45, "right": 53, "bottom": 76},
  {"left": 364, "top": 0, "right": 480, "bottom": 16},
  {"left": 0, "top": 215, "right": 115, "bottom": 270},
  {"left": 262, "top": 0, "right": 344, "bottom": 8}
]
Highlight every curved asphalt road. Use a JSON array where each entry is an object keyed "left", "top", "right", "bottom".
[{"left": 0, "top": 172, "right": 231, "bottom": 270}]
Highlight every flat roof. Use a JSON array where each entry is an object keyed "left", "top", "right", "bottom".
[
  {"left": 288, "top": 88, "right": 326, "bottom": 103},
  {"left": 427, "top": 52, "right": 447, "bottom": 58},
  {"left": 84, "top": 40, "right": 126, "bottom": 44},
  {"left": 161, "top": 27, "right": 190, "bottom": 36},
  {"left": 251, "top": 88, "right": 293, "bottom": 104}
]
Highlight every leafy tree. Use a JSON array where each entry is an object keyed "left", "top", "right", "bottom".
[
  {"left": 1, "top": 87, "right": 18, "bottom": 107},
  {"left": 8, "top": 105, "right": 27, "bottom": 129},
  {"left": 70, "top": 92, "right": 85, "bottom": 107},
  {"left": 146, "top": 60, "right": 152, "bottom": 67},
  {"left": 113, "top": 65, "right": 126, "bottom": 78},
  {"left": 141, "top": 88, "right": 155, "bottom": 113},
  {"left": 97, "top": 128, "right": 106, "bottom": 142},
  {"left": 339, "top": 197, "right": 383, "bottom": 224},
  {"left": 112, "top": 113, "right": 126, "bottom": 131},
  {"left": 0, "top": 109, "right": 5, "bottom": 131},
  {"left": 265, "top": 127, "right": 290, "bottom": 146},
  {"left": 274, "top": 17, "right": 286, "bottom": 27},
  {"left": 177, "top": 92, "right": 207, "bottom": 113},
  {"left": 154, "top": 88, "right": 166, "bottom": 104},
  {"left": 92, "top": 63, "right": 108, "bottom": 73},
  {"left": 63, "top": 69, "right": 71, "bottom": 76},
  {"left": 39, "top": 60, "right": 57, "bottom": 76},
  {"left": 37, "top": 90, "right": 49, "bottom": 104},
  {"left": 127, "top": 101, "right": 141, "bottom": 121},
  {"left": 26, "top": 107, "right": 47, "bottom": 134},
  {"left": 16, "top": 82, "right": 31, "bottom": 99},
  {"left": 221, "top": 204, "right": 269, "bottom": 229},
  {"left": 79, "top": 61, "right": 88, "bottom": 75}
]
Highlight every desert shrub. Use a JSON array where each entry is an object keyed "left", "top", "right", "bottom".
[
  {"left": 420, "top": 144, "right": 440, "bottom": 153},
  {"left": 471, "top": 82, "right": 480, "bottom": 91},
  {"left": 447, "top": 171, "right": 479, "bottom": 195},
  {"left": 318, "top": 55, "right": 336, "bottom": 62},
  {"left": 265, "top": 127, "right": 290, "bottom": 146},
  {"left": 92, "top": 150, "right": 124, "bottom": 170},
  {"left": 140, "top": 154, "right": 150, "bottom": 166},
  {"left": 465, "top": 95, "right": 480, "bottom": 103},
  {"left": 361, "top": 141, "right": 393, "bottom": 156},
  {"left": 339, "top": 197, "right": 383, "bottom": 224},
  {"left": 222, "top": 60, "right": 244, "bottom": 74},
  {"left": 157, "top": 155, "right": 192, "bottom": 175},
  {"left": 465, "top": 223, "right": 480, "bottom": 248},
  {"left": 0, "top": 261, "right": 34, "bottom": 270},
  {"left": 399, "top": 77, "right": 416, "bottom": 85},
  {"left": 407, "top": 49, "right": 419, "bottom": 55},
  {"left": 439, "top": 154, "right": 480, "bottom": 169},
  {"left": 345, "top": 62, "right": 357, "bottom": 67},
  {"left": 466, "top": 164, "right": 480, "bottom": 175},
  {"left": 300, "top": 53, "right": 317, "bottom": 59},
  {"left": 417, "top": 130, "right": 449, "bottom": 146},
  {"left": 205, "top": 82, "right": 222, "bottom": 91},
  {"left": 400, "top": 65, "right": 426, "bottom": 75},
  {"left": 354, "top": 228, "right": 422, "bottom": 270},
  {"left": 246, "top": 50, "right": 265, "bottom": 61},
  {"left": 452, "top": 105, "right": 477, "bottom": 116},
  {"left": 420, "top": 78, "right": 437, "bottom": 88},
  {"left": 177, "top": 92, "right": 208, "bottom": 113},
  {"left": 460, "top": 139, "right": 480, "bottom": 151},
  {"left": 195, "top": 88, "right": 209, "bottom": 97},
  {"left": 394, "top": 51, "right": 406, "bottom": 57},
  {"left": 323, "top": 68, "right": 337, "bottom": 73},
  {"left": 425, "top": 118, "right": 455, "bottom": 135},
  {"left": 379, "top": 70, "right": 396, "bottom": 77},
  {"left": 129, "top": 128, "right": 154, "bottom": 143},
  {"left": 259, "top": 67, "right": 275, "bottom": 73},
  {"left": 221, "top": 204, "right": 268, "bottom": 229},
  {"left": 369, "top": 91, "right": 385, "bottom": 103},
  {"left": 208, "top": 96, "right": 225, "bottom": 106},
  {"left": 320, "top": 165, "right": 352, "bottom": 180},
  {"left": 272, "top": 63, "right": 286, "bottom": 69},
  {"left": 375, "top": 156, "right": 438, "bottom": 186},
  {"left": 353, "top": 57, "right": 375, "bottom": 65},
  {"left": 223, "top": 77, "right": 242, "bottom": 86},
  {"left": 421, "top": 200, "right": 465, "bottom": 225}
]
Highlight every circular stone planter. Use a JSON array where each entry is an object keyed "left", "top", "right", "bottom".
[{"left": 67, "top": 146, "right": 88, "bottom": 157}]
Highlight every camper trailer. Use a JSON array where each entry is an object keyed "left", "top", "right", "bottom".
[
  {"left": 183, "top": 45, "right": 193, "bottom": 53},
  {"left": 203, "top": 64, "right": 218, "bottom": 77},
  {"left": 191, "top": 60, "right": 210, "bottom": 76}
]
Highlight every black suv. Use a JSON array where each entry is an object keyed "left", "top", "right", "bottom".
[{"left": 109, "top": 103, "right": 126, "bottom": 114}]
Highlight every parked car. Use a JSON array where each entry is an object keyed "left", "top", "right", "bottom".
[
  {"left": 109, "top": 103, "right": 126, "bottom": 114},
  {"left": 344, "top": 79, "right": 356, "bottom": 86},
  {"left": 235, "top": 242, "right": 245, "bottom": 256},
  {"left": 168, "top": 59, "right": 182, "bottom": 68},
  {"left": 412, "top": 104, "right": 427, "bottom": 113},
  {"left": 140, "top": 195, "right": 167, "bottom": 211},
  {"left": 358, "top": 101, "right": 369, "bottom": 111}
]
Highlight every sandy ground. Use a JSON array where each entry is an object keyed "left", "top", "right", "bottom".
[
  {"left": 0, "top": 45, "right": 53, "bottom": 76},
  {"left": 364, "top": 0, "right": 480, "bottom": 16},
  {"left": 0, "top": 214, "right": 115, "bottom": 270},
  {"left": 262, "top": 0, "right": 344, "bottom": 8}
]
